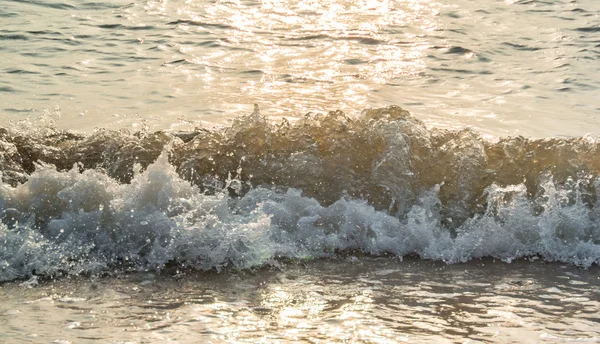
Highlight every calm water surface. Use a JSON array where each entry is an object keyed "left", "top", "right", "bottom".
[
  {"left": 1, "top": 0, "right": 599, "bottom": 136},
  {"left": 1, "top": 258, "right": 599, "bottom": 343}
]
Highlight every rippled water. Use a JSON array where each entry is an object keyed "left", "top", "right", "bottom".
[
  {"left": 0, "top": 258, "right": 598, "bottom": 343},
  {"left": 2, "top": 1, "right": 600, "bottom": 342},
  {"left": 1, "top": 0, "right": 599, "bottom": 136}
]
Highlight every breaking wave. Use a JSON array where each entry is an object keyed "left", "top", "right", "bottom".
[{"left": 1, "top": 106, "right": 599, "bottom": 282}]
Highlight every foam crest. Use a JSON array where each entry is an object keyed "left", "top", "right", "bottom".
[{"left": 1, "top": 106, "right": 600, "bottom": 281}]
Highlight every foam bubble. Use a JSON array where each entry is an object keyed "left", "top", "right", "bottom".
[{"left": 1, "top": 107, "right": 600, "bottom": 282}]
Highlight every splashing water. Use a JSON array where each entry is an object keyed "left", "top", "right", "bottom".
[{"left": 1, "top": 106, "right": 599, "bottom": 282}]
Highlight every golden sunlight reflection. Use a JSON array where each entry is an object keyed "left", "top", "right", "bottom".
[
  {"left": 0, "top": 258, "right": 596, "bottom": 343},
  {"left": 161, "top": 0, "right": 439, "bottom": 117},
  {"left": 235, "top": 282, "right": 411, "bottom": 342}
]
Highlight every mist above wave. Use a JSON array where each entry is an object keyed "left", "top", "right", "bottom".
[{"left": 1, "top": 106, "right": 600, "bottom": 281}]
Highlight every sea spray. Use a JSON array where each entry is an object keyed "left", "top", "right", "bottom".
[{"left": 1, "top": 106, "right": 600, "bottom": 282}]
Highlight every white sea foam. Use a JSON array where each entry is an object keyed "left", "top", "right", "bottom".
[{"left": 1, "top": 149, "right": 598, "bottom": 282}]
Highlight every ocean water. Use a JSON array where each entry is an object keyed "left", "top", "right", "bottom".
[
  {"left": 1, "top": 258, "right": 599, "bottom": 343},
  {"left": 1, "top": 0, "right": 600, "bottom": 343},
  {"left": 1, "top": 0, "right": 599, "bottom": 136}
]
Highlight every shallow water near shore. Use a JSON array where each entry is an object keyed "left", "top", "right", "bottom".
[
  {"left": 2, "top": 0, "right": 600, "bottom": 342},
  {"left": 2, "top": 0, "right": 599, "bottom": 137},
  {"left": 2, "top": 107, "right": 600, "bottom": 344},
  {"left": 1, "top": 257, "right": 598, "bottom": 344}
]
